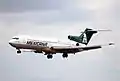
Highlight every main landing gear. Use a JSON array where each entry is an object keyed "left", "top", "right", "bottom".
[
  {"left": 46, "top": 53, "right": 69, "bottom": 59},
  {"left": 46, "top": 53, "right": 68, "bottom": 59},
  {"left": 62, "top": 53, "right": 68, "bottom": 58},
  {"left": 47, "top": 54, "right": 53, "bottom": 59}
]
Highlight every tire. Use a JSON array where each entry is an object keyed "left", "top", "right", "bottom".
[
  {"left": 17, "top": 50, "right": 21, "bottom": 53},
  {"left": 62, "top": 53, "right": 68, "bottom": 58},
  {"left": 47, "top": 54, "right": 53, "bottom": 59}
]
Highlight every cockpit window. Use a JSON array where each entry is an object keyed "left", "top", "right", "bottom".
[{"left": 12, "top": 37, "right": 19, "bottom": 40}]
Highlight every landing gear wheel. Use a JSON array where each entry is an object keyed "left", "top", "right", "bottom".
[
  {"left": 47, "top": 54, "right": 53, "bottom": 59},
  {"left": 17, "top": 50, "right": 21, "bottom": 54},
  {"left": 62, "top": 53, "right": 68, "bottom": 58},
  {"left": 76, "top": 43, "right": 79, "bottom": 46}
]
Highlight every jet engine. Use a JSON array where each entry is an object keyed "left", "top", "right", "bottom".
[{"left": 68, "top": 35, "right": 73, "bottom": 40}]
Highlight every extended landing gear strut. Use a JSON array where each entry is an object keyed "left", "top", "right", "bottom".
[
  {"left": 47, "top": 54, "right": 53, "bottom": 59},
  {"left": 16, "top": 49, "right": 21, "bottom": 54},
  {"left": 62, "top": 53, "right": 68, "bottom": 58}
]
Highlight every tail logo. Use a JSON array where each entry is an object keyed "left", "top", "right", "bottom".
[{"left": 82, "top": 33, "right": 87, "bottom": 44}]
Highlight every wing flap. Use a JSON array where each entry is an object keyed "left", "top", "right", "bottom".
[
  {"left": 52, "top": 45, "right": 101, "bottom": 50},
  {"left": 81, "top": 45, "right": 101, "bottom": 51}
]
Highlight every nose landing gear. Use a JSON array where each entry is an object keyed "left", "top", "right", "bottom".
[
  {"left": 17, "top": 50, "right": 21, "bottom": 53},
  {"left": 16, "top": 49, "right": 21, "bottom": 54}
]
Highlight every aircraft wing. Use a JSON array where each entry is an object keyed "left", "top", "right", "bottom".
[{"left": 51, "top": 43, "right": 114, "bottom": 53}]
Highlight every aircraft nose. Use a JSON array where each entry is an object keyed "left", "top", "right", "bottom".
[
  {"left": 9, "top": 40, "right": 14, "bottom": 46},
  {"left": 9, "top": 40, "right": 18, "bottom": 48}
]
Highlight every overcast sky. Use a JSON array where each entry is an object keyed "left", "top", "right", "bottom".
[{"left": 0, "top": 0, "right": 120, "bottom": 81}]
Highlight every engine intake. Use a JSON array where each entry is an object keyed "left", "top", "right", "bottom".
[
  {"left": 68, "top": 35, "right": 73, "bottom": 40},
  {"left": 76, "top": 43, "right": 79, "bottom": 46}
]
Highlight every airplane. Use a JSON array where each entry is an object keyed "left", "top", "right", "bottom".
[
  {"left": 9, "top": 35, "right": 114, "bottom": 59},
  {"left": 68, "top": 28, "right": 111, "bottom": 46}
]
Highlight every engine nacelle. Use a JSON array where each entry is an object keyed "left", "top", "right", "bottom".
[
  {"left": 68, "top": 35, "right": 71, "bottom": 39},
  {"left": 68, "top": 35, "right": 73, "bottom": 40},
  {"left": 76, "top": 43, "right": 79, "bottom": 46}
]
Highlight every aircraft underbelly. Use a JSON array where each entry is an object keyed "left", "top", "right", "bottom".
[{"left": 13, "top": 43, "right": 46, "bottom": 50}]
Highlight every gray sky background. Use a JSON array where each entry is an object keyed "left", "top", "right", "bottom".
[{"left": 0, "top": 0, "right": 120, "bottom": 81}]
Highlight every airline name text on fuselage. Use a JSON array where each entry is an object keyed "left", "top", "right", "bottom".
[{"left": 26, "top": 40, "right": 48, "bottom": 46}]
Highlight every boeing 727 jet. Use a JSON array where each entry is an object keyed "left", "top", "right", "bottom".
[{"left": 9, "top": 35, "right": 114, "bottom": 59}]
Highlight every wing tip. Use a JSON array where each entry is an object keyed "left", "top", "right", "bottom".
[
  {"left": 101, "top": 42, "right": 115, "bottom": 47},
  {"left": 109, "top": 43, "right": 115, "bottom": 45}
]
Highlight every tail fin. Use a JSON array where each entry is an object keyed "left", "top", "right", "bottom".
[
  {"left": 79, "top": 28, "right": 97, "bottom": 45},
  {"left": 68, "top": 28, "right": 111, "bottom": 45}
]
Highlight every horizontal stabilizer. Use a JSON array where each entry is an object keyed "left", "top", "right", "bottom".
[
  {"left": 101, "top": 42, "right": 115, "bottom": 47},
  {"left": 88, "top": 29, "right": 112, "bottom": 32}
]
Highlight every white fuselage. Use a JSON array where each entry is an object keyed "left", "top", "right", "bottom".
[
  {"left": 8, "top": 35, "right": 113, "bottom": 59},
  {"left": 9, "top": 35, "right": 75, "bottom": 53}
]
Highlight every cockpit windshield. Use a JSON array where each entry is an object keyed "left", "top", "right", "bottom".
[{"left": 12, "top": 37, "right": 19, "bottom": 40}]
